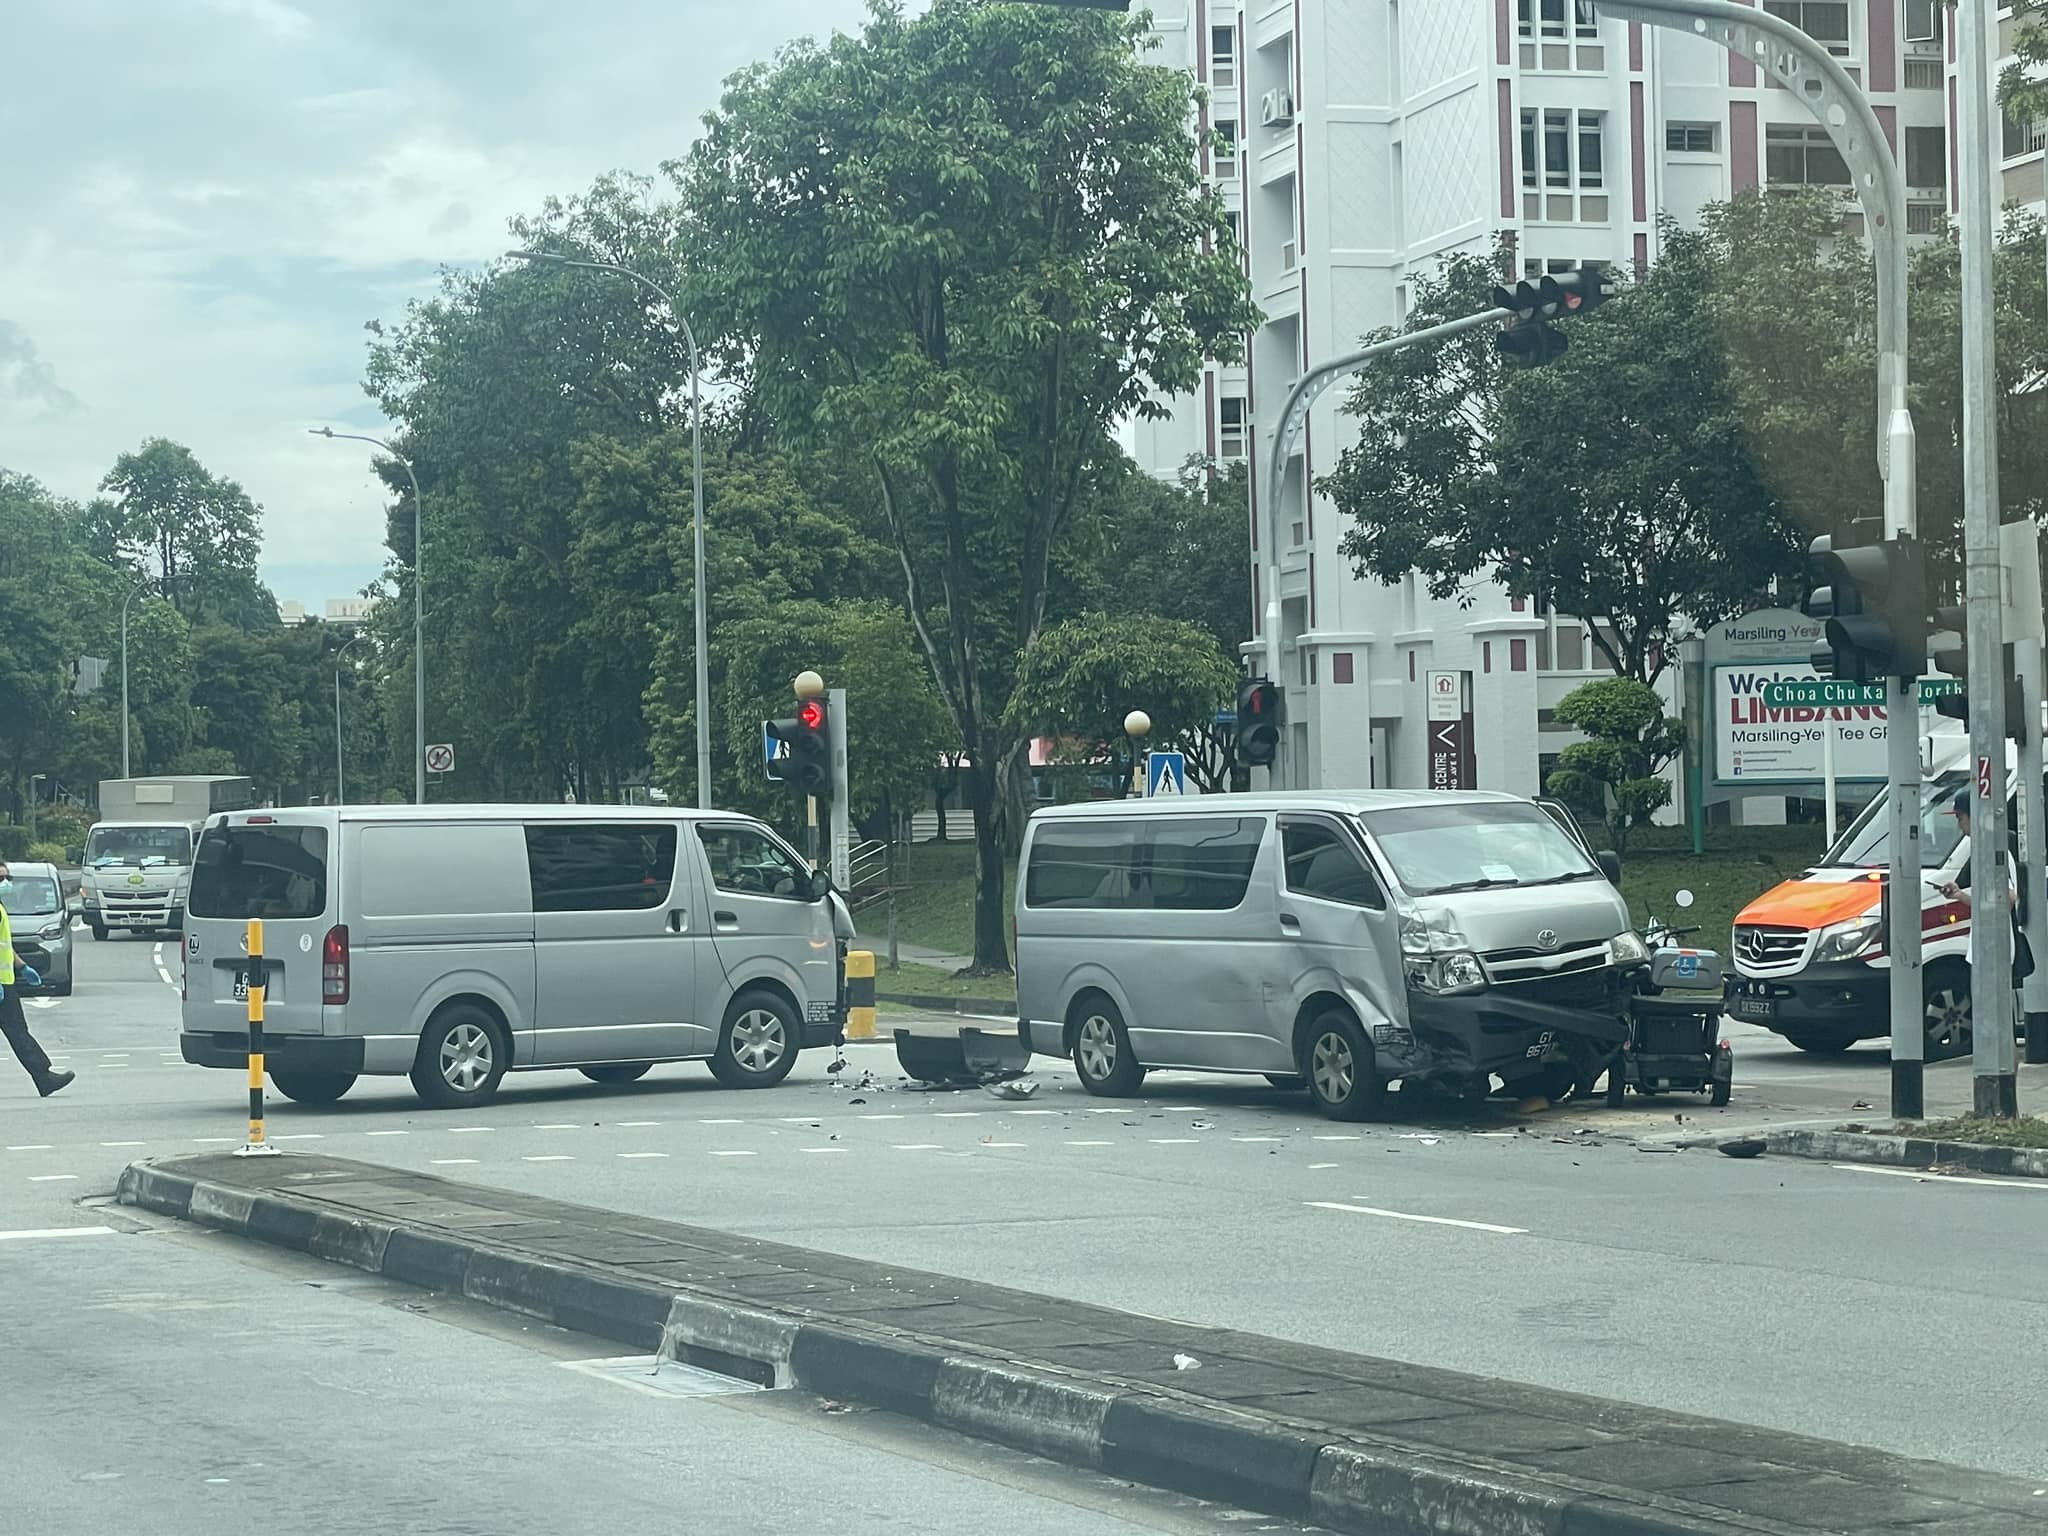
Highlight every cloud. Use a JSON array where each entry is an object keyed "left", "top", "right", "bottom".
[{"left": 0, "top": 321, "right": 83, "bottom": 417}]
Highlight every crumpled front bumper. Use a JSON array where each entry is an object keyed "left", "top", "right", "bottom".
[{"left": 1402, "top": 977, "right": 1632, "bottom": 1084}]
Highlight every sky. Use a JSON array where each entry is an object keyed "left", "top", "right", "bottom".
[{"left": 0, "top": 0, "right": 881, "bottom": 612}]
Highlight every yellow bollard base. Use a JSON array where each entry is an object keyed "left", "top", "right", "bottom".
[{"left": 232, "top": 1142, "right": 282, "bottom": 1158}]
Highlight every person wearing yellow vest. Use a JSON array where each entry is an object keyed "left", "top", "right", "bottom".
[{"left": 0, "top": 862, "right": 73, "bottom": 1098}]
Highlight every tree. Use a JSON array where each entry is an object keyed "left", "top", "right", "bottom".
[
  {"left": 677, "top": 0, "right": 1257, "bottom": 970},
  {"left": 1005, "top": 613, "right": 1239, "bottom": 795},
  {"left": 1545, "top": 678, "right": 1685, "bottom": 855},
  {"left": 92, "top": 439, "right": 271, "bottom": 624},
  {"left": 2002, "top": 4, "right": 2048, "bottom": 126}
]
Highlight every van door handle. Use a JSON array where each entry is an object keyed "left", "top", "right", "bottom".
[
  {"left": 667, "top": 909, "right": 687, "bottom": 933},
  {"left": 1279, "top": 912, "right": 1301, "bottom": 931},
  {"left": 713, "top": 909, "right": 739, "bottom": 929}
]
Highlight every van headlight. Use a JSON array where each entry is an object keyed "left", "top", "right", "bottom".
[
  {"left": 38, "top": 922, "right": 64, "bottom": 940},
  {"left": 1813, "top": 915, "right": 1881, "bottom": 963},
  {"left": 1608, "top": 930, "right": 1650, "bottom": 967},
  {"left": 1404, "top": 950, "right": 1487, "bottom": 996}
]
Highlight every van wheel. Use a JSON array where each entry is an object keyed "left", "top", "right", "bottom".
[
  {"left": 1071, "top": 998, "right": 1144, "bottom": 1097},
  {"left": 1304, "top": 1009, "right": 1384, "bottom": 1122},
  {"left": 710, "top": 990, "right": 798, "bottom": 1089},
  {"left": 269, "top": 1068, "right": 357, "bottom": 1105},
  {"left": 1923, "top": 961, "right": 1972, "bottom": 1063},
  {"left": 581, "top": 1063, "right": 654, "bottom": 1086},
  {"left": 411, "top": 1005, "right": 509, "bottom": 1109}
]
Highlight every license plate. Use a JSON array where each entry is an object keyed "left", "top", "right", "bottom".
[
  {"left": 1729, "top": 995, "right": 1774, "bottom": 1021},
  {"left": 232, "top": 974, "right": 248, "bottom": 1003}
]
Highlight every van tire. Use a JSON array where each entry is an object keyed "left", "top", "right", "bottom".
[
  {"left": 581, "top": 1063, "right": 654, "bottom": 1086},
  {"left": 411, "top": 1005, "right": 510, "bottom": 1109},
  {"left": 1304, "top": 1009, "right": 1383, "bottom": 1122},
  {"left": 89, "top": 921, "right": 106, "bottom": 942},
  {"left": 710, "top": 990, "right": 799, "bottom": 1089},
  {"left": 1923, "top": 960, "right": 1972, "bottom": 1063},
  {"left": 270, "top": 1067, "right": 357, "bottom": 1105},
  {"left": 1071, "top": 997, "right": 1144, "bottom": 1097}
]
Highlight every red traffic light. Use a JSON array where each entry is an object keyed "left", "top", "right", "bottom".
[{"left": 797, "top": 699, "right": 825, "bottom": 731}]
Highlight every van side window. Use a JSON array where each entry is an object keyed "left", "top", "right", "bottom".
[
  {"left": 1024, "top": 818, "right": 1264, "bottom": 910},
  {"left": 525, "top": 824, "right": 677, "bottom": 913},
  {"left": 698, "top": 825, "right": 812, "bottom": 900},
  {"left": 1282, "top": 821, "right": 1384, "bottom": 910}
]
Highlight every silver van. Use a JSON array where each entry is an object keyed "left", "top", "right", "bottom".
[
  {"left": 1015, "top": 792, "right": 1645, "bottom": 1120},
  {"left": 179, "top": 805, "right": 850, "bottom": 1108}
]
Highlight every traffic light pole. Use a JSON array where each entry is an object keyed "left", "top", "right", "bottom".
[
  {"left": 1258, "top": 303, "right": 1513, "bottom": 789},
  {"left": 827, "top": 686, "right": 850, "bottom": 891},
  {"left": 1597, "top": 0, "right": 1922, "bottom": 1117}
]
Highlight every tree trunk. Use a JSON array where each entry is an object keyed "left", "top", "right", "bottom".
[
  {"left": 997, "top": 746, "right": 1032, "bottom": 857},
  {"left": 960, "top": 755, "right": 1010, "bottom": 974}
]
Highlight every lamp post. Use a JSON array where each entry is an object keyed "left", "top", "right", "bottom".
[
  {"left": 310, "top": 428, "right": 425, "bottom": 805},
  {"left": 506, "top": 248, "right": 711, "bottom": 810},
  {"left": 1123, "top": 710, "right": 1151, "bottom": 799},
  {"left": 118, "top": 576, "right": 156, "bottom": 779},
  {"left": 334, "top": 631, "right": 367, "bottom": 805}
]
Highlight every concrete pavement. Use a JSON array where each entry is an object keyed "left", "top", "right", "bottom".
[{"left": 10, "top": 932, "right": 2048, "bottom": 1483}]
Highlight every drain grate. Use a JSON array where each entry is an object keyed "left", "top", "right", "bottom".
[{"left": 559, "top": 1355, "right": 767, "bottom": 1398}]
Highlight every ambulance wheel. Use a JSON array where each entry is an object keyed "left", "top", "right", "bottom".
[
  {"left": 1709, "top": 1045, "right": 1734, "bottom": 1108},
  {"left": 1922, "top": 960, "right": 1972, "bottom": 1063}
]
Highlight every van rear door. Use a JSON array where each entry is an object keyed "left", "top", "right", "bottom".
[{"left": 185, "top": 814, "right": 335, "bottom": 1039}]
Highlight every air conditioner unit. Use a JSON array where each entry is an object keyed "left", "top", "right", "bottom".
[{"left": 1260, "top": 89, "right": 1295, "bottom": 127}]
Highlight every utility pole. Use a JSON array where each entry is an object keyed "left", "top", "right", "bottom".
[
  {"left": 1956, "top": 0, "right": 2018, "bottom": 1115},
  {"left": 2006, "top": 523, "right": 2048, "bottom": 1066},
  {"left": 1596, "top": 0, "right": 1922, "bottom": 1118}
]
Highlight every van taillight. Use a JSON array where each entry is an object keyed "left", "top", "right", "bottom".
[{"left": 323, "top": 925, "right": 350, "bottom": 1004}]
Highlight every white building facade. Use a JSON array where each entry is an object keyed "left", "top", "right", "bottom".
[{"left": 1135, "top": 0, "right": 2016, "bottom": 802}]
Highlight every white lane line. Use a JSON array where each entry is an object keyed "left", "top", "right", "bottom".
[
  {"left": 801, "top": 1147, "right": 849, "bottom": 1155},
  {"left": 28, "top": 1174, "right": 77, "bottom": 1183},
  {"left": 1150, "top": 1138, "right": 1199, "bottom": 1145},
  {"left": 778, "top": 1117, "right": 822, "bottom": 1124},
  {"left": 892, "top": 1144, "right": 942, "bottom": 1151},
  {"left": 617, "top": 1152, "right": 669, "bottom": 1160},
  {"left": 1065, "top": 1140, "right": 1113, "bottom": 1147},
  {"left": 1084, "top": 1108, "right": 1126, "bottom": 1115},
  {"left": 100, "top": 1052, "right": 130, "bottom": 1058},
  {"left": 431, "top": 1158, "right": 479, "bottom": 1166},
  {"left": 192, "top": 1137, "right": 237, "bottom": 1145},
  {"left": 981, "top": 1141, "right": 1025, "bottom": 1149},
  {"left": 860, "top": 1113, "right": 905, "bottom": 1121},
  {"left": 534, "top": 1123, "right": 578, "bottom": 1131},
  {"left": 1309, "top": 1162, "right": 1340, "bottom": 1170},
  {"left": 934, "top": 1112, "right": 980, "bottom": 1119},
  {"left": 97, "top": 1062, "right": 129, "bottom": 1069},
  {"left": 271, "top": 1134, "right": 322, "bottom": 1142},
  {"left": 699, "top": 1118, "right": 743, "bottom": 1125},
  {"left": 1306, "top": 1201, "right": 1526, "bottom": 1236},
  {"left": 708, "top": 1150, "right": 755, "bottom": 1158},
  {"left": 616, "top": 1121, "right": 661, "bottom": 1128},
  {"left": 1830, "top": 1163, "right": 2048, "bottom": 1192},
  {"left": 155, "top": 966, "right": 176, "bottom": 986},
  {"left": 98, "top": 1141, "right": 146, "bottom": 1148},
  {"left": 0, "top": 1225, "right": 117, "bottom": 1242},
  {"left": 1232, "top": 1136, "right": 1283, "bottom": 1144},
  {"left": 448, "top": 1126, "right": 493, "bottom": 1134},
  {"left": 1313, "top": 1134, "right": 1362, "bottom": 1142},
  {"left": 522, "top": 1155, "right": 574, "bottom": 1163},
  {"left": 365, "top": 1130, "right": 409, "bottom": 1138},
  {"left": 1012, "top": 1109, "right": 1059, "bottom": 1117},
  {"left": 6, "top": 1145, "right": 53, "bottom": 1152}
]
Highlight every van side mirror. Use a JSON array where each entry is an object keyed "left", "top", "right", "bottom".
[{"left": 1596, "top": 850, "right": 1622, "bottom": 885}]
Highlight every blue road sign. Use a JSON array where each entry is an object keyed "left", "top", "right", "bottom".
[
  {"left": 1146, "top": 750, "right": 1187, "bottom": 797},
  {"left": 763, "top": 721, "right": 789, "bottom": 781}
]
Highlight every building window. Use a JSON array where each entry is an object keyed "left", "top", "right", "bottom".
[
  {"left": 1213, "top": 118, "right": 1237, "bottom": 179},
  {"left": 1218, "top": 396, "right": 1247, "bottom": 460},
  {"left": 1666, "top": 121, "right": 1718, "bottom": 154},
  {"left": 1903, "top": 57, "right": 1944, "bottom": 91},
  {"left": 1520, "top": 109, "right": 1538, "bottom": 188},
  {"left": 1209, "top": 23, "right": 1236, "bottom": 90},
  {"left": 1511, "top": 638, "right": 1529, "bottom": 672},
  {"left": 1905, "top": 126, "right": 1946, "bottom": 190},
  {"left": 1903, "top": 0, "right": 1941, "bottom": 45},
  {"left": 1527, "top": 108, "right": 1601, "bottom": 190},
  {"left": 1483, "top": 641, "right": 1494, "bottom": 674},
  {"left": 1332, "top": 652, "right": 1354, "bottom": 684},
  {"left": 1577, "top": 111, "right": 1604, "bottom": 188},
  {"left": 1408, "top": 650, "right": 1416, "bottom": 682},
  {"left": 1765, "top": 125, "right": 1850, "bottom": 187},
  {"left": 1544, "top": 109, "right": 1571, "bottom": 187},
  {"left": 2003, "top": 110, "right": 2047, "bottom": 162},
  {"left": 1523, "top": 257, "right": 1580, "bottom": 278},
  {"left": 1518, "top": 0, "right": 1595, "bottom": 38},
  {"left": 1760, "top": 1, "right": 1850, "bottom": 58},
  {"left": 1222, "top": 210, "right": 1240, "bottom": 246}
]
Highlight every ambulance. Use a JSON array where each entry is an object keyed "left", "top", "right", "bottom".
[{"left": 1726, "top": 732, "right": 2017, "bottom": 1062}]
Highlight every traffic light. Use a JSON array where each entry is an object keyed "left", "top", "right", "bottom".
[
  {"left": 1235, "top": 678, "right": 1282, "bottom": 768},
  {"left": 1928, "top": 607, "right": 2027, "bottom": 744},
  {"left": 1489, "top": 264, "right": 1615, "bottom": 369},
  {"left": 1803, "top": 532, "right": 1926, "bottom": 685},
  {"left": 768, "top": 696, "right": 832, "bottom": 799}
]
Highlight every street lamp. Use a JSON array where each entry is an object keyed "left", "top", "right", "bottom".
[
  {"left": 1123, "top": 710, "right": 1151, "bottom": 800},
  {"left": 334, "top": 631, "right": 368, "bottom": 805},
  {"left": 310, "top": 428, "right": 425, "bottom": 806},
  {"left": 506, "top": 247, "right": 711, "bottom": 810},
  {"left": 118, "top": 576, "right": 156, "bottom": 779}
]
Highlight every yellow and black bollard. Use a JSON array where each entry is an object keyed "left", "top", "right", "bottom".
[
  {"left": 234, "top": 918, "right": 279, "bottom": 1157},
  {"left": 845, "top": 949, "right": 877, "bottom": 1041}
]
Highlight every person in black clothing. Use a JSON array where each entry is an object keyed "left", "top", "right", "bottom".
[{"left": 0, "top": 862, "right": 73, "bottom": 1097}]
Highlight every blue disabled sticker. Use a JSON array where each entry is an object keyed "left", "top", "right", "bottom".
[{"left": 1677, "top": 954, "right": 1699, "bottom": 978}]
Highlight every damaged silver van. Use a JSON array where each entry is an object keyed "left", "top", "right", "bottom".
[{"left": 1014, "top": 791, "right": 1645, "bottom": 1119}]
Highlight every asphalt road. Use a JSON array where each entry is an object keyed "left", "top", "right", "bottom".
[{"left": 8, "top": 930, "right": 2048, "bottom": 1484}]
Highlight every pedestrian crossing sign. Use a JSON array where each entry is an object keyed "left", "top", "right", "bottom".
[{"left": 1146, "top": 751, "right": 1187, "bottom": 797}]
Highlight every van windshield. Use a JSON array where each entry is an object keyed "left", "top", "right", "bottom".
[
  {"left": 1358, "top": 802, "right": 1601, "bottom": 896},
  {"left": 4, "top": 876, "right": 62, "bottom": 915},
  {"left": 85, "top": 824, "right": 193, "bottom": 868},
  {"left": 189, "top": 825, "right": 329, "bottom": 920},
  {"left": 1824, "top": 773, "right": 1968, "bottom": 871}
]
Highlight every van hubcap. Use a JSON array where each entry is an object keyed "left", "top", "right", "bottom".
[
  {"left": 1925, "top": 987, "right": 1971, "bottom": 1057},
  {"left": 1312, "top": 1032, "right": 1354, "bottom": 1102},
  {"left": 1077, "top": 1015, "right": 1117, "bottom": 1079},
  {"left": 731, "top": 1010, "right": 786, "bottom": 1072},
  {"left": 440, "top": 1024, "right": 492, "bottom": 1092}
]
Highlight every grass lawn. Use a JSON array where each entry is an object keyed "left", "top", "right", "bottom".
[
  {"left": 1884, "top": 1115, "right": 2048, "bottom": 1149},
  {"left": 872, "top": 959, "right": 1018, "bottom": 1004},
  {"left": 873, "top": 821, "right": 1832, "bottom": 974}
]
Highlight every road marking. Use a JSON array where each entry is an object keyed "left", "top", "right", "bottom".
[
  {"left": 448, "top": 1126, "right": 493, "bottom": 1134},
  {"left": 1309, "top": 1162, "right": 1339, "bottom": 1169},
  {"left": 1306, "top": 1201, "right": 1525, "bottom": 1236},
  {"left": 192, "top": 1137, "right": 237, "bottom": 1145},
  {"left": 860, "top": 1113, "right": 904, "bottom": 1121},
  {"left": 1065, "top": 1140, "right": 1113, "bottom": 1147},
  {"left": 1012, "top": 1109, "right": 1058, "bottom": 1117},
  {"left": 535, "top": 1123, "right": 578, "bottom": 1131},
  {"left": 97, "top": 1062, "right": 128, "bottom": 1069},
  {"left": 709, "top": 1150, "right": 755, "bottom": 1158},
  {"left": 893, "top": 1143, "right": 942, "bottom": 1151},
  {"left": 616, "top": 1121, "right": 661, "bottom": 1128},
  {"left": 1150, "top": 1138, "right": 1199, "bottom": 1145},
  {"left": 617, "top": 1152, "right": 668, "bottom": 1160},
  {"left": 98, "top": 1141, "right": 146, "bottom": 1148},
  {"left": 100, "top": 1052, "right": 129, "bottom": 1058},
  {"left": 1232, "top": 1136, "right": 1283, "bottom": 1144},
  {"left": 1313, "top": 1134, "right": 1362, "bottom": 1142},
  {"left": 6, "top": 1145, "right": 53, "bottom": 1152},
  {"left": 28, "top": 1174, "right": 77, "bottom": 1183},
  {"left": 699, "top": 1118, "right": 743, "bottom": 1125},
  {"left": 1085, "top": 1108, "right": 1126, "bottom": 1115},
  {"left": 271, "top": 1134, "right": 322, "bottom": 1141},
  {"left": 431, "top": 1158, "right": 479, "bottom": 1166},
  {"left": 800, "top": 1147, "right": 849, "bottom": 1155},
  {"left": 522, "top": 1155, "right": 574, "bottom": 1163},
  {"left": 1830, "top": 1163, "right": 2048, "bottom": 1192},
  {"left": 981, "top": 1141, "right": 1025, "bottom": 1149},
  {"left": 935, "top": 1112, "right": 980, "bottom": 1119},
  {"left": 778, "top": 1117, "right": 822, "bottom": 1124},
  {"left": 365, "top": 1130, "right": 409, "bottom": 1138},
  {"left": 0, "top": 1225, "right": 116, "bottom": 1242}
]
